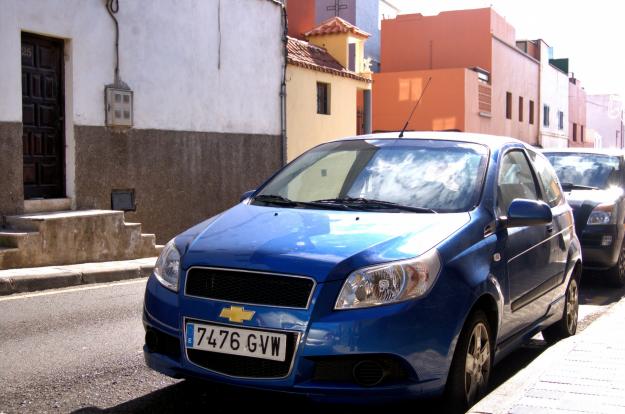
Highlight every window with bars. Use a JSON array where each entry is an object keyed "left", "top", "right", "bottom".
[{"left": 317, "top": 82, "right": 330, "bottom": 115}]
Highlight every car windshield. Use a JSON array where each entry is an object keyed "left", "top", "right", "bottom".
[
  {"left": 544, "top": 152, "right": 621, "bottom": 190},
  {"left": 254, "top": 139, "right": 489, "bottom": 213}
]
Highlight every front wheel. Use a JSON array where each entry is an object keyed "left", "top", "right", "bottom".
[
  {"left": 445, "top": 310, "right": 493, "bottom": 413},
  {"left": 542, "top": 276, "right": 579, "bottom": 343},
  {"left": 605, "top": 242, "right": 625, "bottom": 287}
]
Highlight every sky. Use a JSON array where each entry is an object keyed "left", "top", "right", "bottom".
[{"left": 391, "top": 0, "right": 624, "bottom": 102}]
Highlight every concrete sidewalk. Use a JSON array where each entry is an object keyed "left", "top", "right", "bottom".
[
  {"left": 0, "top": 257, "right": 156, "bottom": 296},
  {"left": 470, "top": 298, "right": 625, "bottom": 414}
]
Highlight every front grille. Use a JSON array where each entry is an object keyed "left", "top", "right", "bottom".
[
  {"left": 186, "top": 323, "right": 299, "bottom": 378},
  {"left": 185, "top": 268, "right": 315, "bottom": 308}
]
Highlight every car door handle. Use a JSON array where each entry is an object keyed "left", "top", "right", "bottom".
[{"left": 546, "top": 224, "right": 554, "bottom": 233}]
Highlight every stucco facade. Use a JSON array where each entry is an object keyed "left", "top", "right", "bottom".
[
  {"left": 373, "top": 8, "right": 539, "bottom": 144},
  {"left": 568, "top": 78, "right": 590, "bottom": 148},
  {"left": 286, "top": 20, "right": 371, "bottom": 161},
  {"left": 587, "top": 94, "right": 624, "bottom": 149},
  {"left": 520, "top": 40, "right": 569, "bottom": 148},
  {"left": 0, "top": 0, "right": 284, "bottom": 241},
  {"left": 286, "top": 64, "right": 369, "bottom": 160}
]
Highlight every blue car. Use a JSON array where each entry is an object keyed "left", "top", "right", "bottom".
[{"left": 143, "top": 132, "right": 581, "bottom": 412}]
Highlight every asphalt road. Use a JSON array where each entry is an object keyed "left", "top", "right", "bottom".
[{"left": 0, "top": 274, "right": 623, "bottom": 414}]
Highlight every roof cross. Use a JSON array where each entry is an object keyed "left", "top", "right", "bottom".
[{"left": 326, "top": 0, "right": 348, "bottom": 17}]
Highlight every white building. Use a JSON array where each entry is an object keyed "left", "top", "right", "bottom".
[
  {"left": 537, "top": 41, "right": 569, "bottom": 148},
  {"left": 587, "top": 94, "right": 624, "bottom": 149},
  {"left": 0, "top": 0, "right": 285, "bottom": 241}
]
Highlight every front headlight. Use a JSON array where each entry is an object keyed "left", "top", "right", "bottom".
[
  {"left": 335, "top": 249, "right": 441, "bottom": 310},
  {"left": 154, "top": 240, "right": 181, "bottom": 291},
  {"left": 587, "top": 203, "right": 615, "bottom": 225}
]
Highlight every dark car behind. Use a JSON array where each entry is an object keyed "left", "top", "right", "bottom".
[{"left": 544, "top": 149, "right": 625, "bottom": 286}]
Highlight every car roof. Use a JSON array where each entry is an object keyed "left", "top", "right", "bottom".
[
  {"left": 542, "top": 147, "right": 625, "bottom": 157},
  {"left": 330, "top": 131, "right": 526, "bottom": 150}
]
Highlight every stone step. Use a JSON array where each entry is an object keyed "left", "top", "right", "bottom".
[
  {"left": 0, "top": 247, "right": 20, "bottom": 254},
  {"left": 24, "top": 198, "right": 72, "bottom": 214},
  {"left": 5, "top": 209, "right": 126, "bottom": 232},
  {"left": 0, "top": 210, "right": 160, "bottom": 270},
  {"left": 0, "top": 231, "right": 38, "bottom": 248}
]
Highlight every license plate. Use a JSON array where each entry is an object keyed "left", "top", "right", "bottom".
[{"left": 185, "top": 322, "right": 287, "bottom": 362}]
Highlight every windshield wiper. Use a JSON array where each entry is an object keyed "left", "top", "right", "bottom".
[
  {"left": 312, "top": 197, "right": 438, "bottom": 213},
  {"left": 560, "top": 182, "right": 600, "bottom": 191},
  {"left": 253, "top": 194, "right": 298, "bottom": 206},
  {"left": 253, "top": 194, "right": 352, "bottom": 210}
]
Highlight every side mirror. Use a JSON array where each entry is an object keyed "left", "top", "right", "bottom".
[
  {"left": 503, "top": 199, "right": 552, "bottom": 228},
  {"left": 240, "top": 190, "right": 256, "bottom": 202}
]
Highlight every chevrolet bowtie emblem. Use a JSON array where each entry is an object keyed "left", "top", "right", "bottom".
[{"left": 219, "top": 306, "right": 255, "bottom": 323}]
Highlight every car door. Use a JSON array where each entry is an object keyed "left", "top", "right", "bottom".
[
  {"left": 497, "top": 149, "right": 552, "bottom": 335},
  {"left": 527, "top": 150, "right": 572, "bottom": 294}
]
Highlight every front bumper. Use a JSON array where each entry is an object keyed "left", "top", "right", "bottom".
[
  {"left": 142, "top": 273, "right": 468, "bottom": 402},
  {"left": 579, "top": 224, "right": 623, "bottom": 270}
]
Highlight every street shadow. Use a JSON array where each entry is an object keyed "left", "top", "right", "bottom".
[
  {"left": 71, "top": 380, "right": 443, "bottom": 414},
  {"left": 579, "top": 270, "right": 625, "bottom": 306}
]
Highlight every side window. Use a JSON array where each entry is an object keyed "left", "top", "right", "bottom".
[
  {"left": 497, "top": 150, "right": 540, "bottom": 216},
  {"left": 528, "top": 150, "right": 564, "bottom": 207}
]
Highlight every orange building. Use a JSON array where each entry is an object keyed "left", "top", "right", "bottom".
[{"left": 373, "top": 8, "right": 540, "bottom": 145}]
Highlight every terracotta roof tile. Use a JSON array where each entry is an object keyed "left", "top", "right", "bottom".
[
  {"left": 286, "top": 36, "right": 370, "bottom": 82},
  {"left": 304, "top": 16, "right": 370, "bottom": 38}
]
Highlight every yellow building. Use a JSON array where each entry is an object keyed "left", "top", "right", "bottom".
[{"left": 286, "top": 17, "right": 372, "bottom": 161}]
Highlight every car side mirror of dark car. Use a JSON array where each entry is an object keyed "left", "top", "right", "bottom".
[
  {"left": 501, "top": 199, "right": 553, "bottom": 228},
  {"left": 240, "top": 190, "right": 256, "bottom": 202}
]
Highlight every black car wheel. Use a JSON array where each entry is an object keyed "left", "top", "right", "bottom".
[
  {"left": 542, "top": 276, "right": 579, "bottom": 343},
  {"left": 445, "top": 310, "right": 492, "bottom": 413},
  {"left": 606, "top": 242, "right": 625, "bottom": 287}
]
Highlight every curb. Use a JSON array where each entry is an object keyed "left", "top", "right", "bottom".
[{"left": 0, "top": 257, "right": 156, "bottom": 296}]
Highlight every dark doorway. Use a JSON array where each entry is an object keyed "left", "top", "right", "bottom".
[{"left": 21, "top": 32, "right": 65, "bottom": 199}]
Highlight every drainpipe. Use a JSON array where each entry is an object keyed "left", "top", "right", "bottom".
[
  {"left": 267, "top": 0, "right": 288, "bottom": 166},
  {"left": 280, "top": 4, "right": 288, "bottom": 165}
]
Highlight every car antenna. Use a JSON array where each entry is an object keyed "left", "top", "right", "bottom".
[{"left": 398, "top": 77, "right": 432, "bottom": 138}]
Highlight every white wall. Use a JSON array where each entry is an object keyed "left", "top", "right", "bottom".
[
  {"left": 0, "top": 0, "right": 283, "bottom": 134},
  {"left": 538, "top": 40, "right": 569, "bottom": 148}
]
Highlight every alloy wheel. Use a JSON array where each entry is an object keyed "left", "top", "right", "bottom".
[
  {"left": 566, "top": 278, "right": 579, "bottom": 334},
  {"left": 464, "top": 322, "right": 491, "bottom": 405}
]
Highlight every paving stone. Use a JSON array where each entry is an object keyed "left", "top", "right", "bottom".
[{"left": 469, "top": 299, "right": 625, "bottom": 414}]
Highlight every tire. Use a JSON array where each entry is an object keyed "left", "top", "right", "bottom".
[
  {"left": 605, "top": 242, "right": 625, "bottom": 287},
  {"left": 542, "top": 276, "right": 579, "bottom": 343},
  {"left": 445, "top": 310, "right": 493, "bottom": 414}
]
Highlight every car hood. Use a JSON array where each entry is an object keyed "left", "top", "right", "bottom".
[
  {"left": 178, "top": 204, "right": 470, "bottom": 282},
  {"left": 565, "top": 187, "right": 623, "bottom": 209}
]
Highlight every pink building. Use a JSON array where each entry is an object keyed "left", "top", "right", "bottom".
[{"left": 568, "top": 77, "right": 590, "bottom": 147}]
